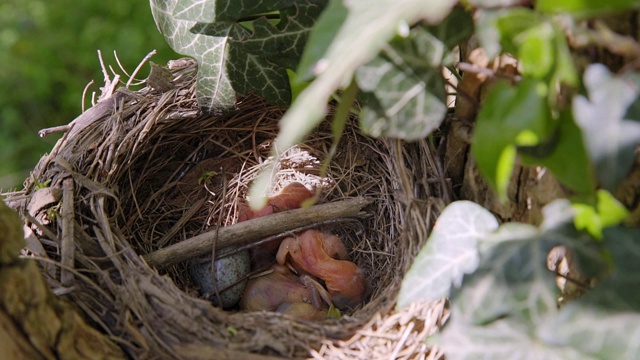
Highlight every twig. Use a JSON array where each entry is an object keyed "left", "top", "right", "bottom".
[
  {"left": 216, "top": 217, "right": 364, "bottom": 259},
  {"left": 126, "top": 49, "right": 157, "bottom": 88},
  {"left": 38, "top": 124, "right": 72, "bottom": 138},
  {"left": 143, "top": 197, "right": 372, "bottom": 270},
  {"left": 457, "top": 62, "right": 522, "bottom": 82},
  {"left": 81, "top": 80, "right": 94, "bottom": 112},
  {"left": 97, "top": 50, "right": 119, "bottom": 102},
  {"left": 38, "top": 91, "right": 128, "bottom": 139},
  {"left": 61, "top": 178, "right": 75, "bottom": 286},
  {"left": 210, "top": 167, "right": 227, "bottom": 308},
  {"left": 566, "top": 19, "right": 640, "bottom": 60}
]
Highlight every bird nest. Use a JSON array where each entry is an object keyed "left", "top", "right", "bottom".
[{"left": 7, "top": 58, "right": 450, "bottom": 359}]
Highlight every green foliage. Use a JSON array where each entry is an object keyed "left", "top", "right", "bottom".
[
  {"left": 536, "top": 0, "right": 640, "bottom": 15},
  {"left": 519, "top": 110, "right": 595, "bottom": 196},
  {"left": 573, "top": 190, "right": 629, "bottom": 240},
  {"left": 356, "top": 8, "right": 473, "bottom": 140},
  {"left": 399, "top": 200, "right": 640, "bottom": 358},
  {"left": 471, "top": 79, "right": 553, "bottom": 201},
  {"left": 150, "top": 0, "right": 326, "bottom": 111},
  {"left": 396, "top": 201, "right": 499, "bottom": 308}
]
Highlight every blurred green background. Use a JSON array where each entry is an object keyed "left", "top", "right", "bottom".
[{"left": 0, "top": 0, "right": 178, "bottom": 190}]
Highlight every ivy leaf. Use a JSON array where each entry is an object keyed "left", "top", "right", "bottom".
[
  {"left": 151, "top": 0, "right": 327, "bottom": 111},
  {"left": 537, "top": 227, "right": 640, "bottom": 359},
  {"left": 536, "top": 0, "right": 640, "bottom": 15},
  {"left": 226, "top": 42, "right": 292, "bottom": 106},
  {"left": 437, "top": 210, "right": 565, "bottom": 359},
  {"left": 296, "top": 0, "right": 348, "bottom": 81},
  {"left": 439, "top": 315, "right": 589, "bottom": 360},
  {"left": 355, "top": 28, "right": 447, "bottom": 140},
  {"left": 455, "top": 223, "right": 557, "bottom": 325},
  {"left": 355, "top": 8, "right": 472, "bottom": 140},
  {"left": 519, "top": 110, "right": 596, "bottom": 196},
  {"left": 151, "top": 0, "right": 236, "bottom": 111},
  {"left": 479, "top": 8, "right": 576, "bottom": 89},
  {"left": 573, "top": 190, "right": 629, "bottom": 240},
  {"left": 538, "top": 306, "right": 640, "bottom": 360},
  {"left": 471, "top": 79, "right": 552, "bottom": 201},
  {"left": 396, "top": 201, "right": 498, "bottom": 309},
  {"left": 572, "top": 64, "right": 640, "bottom": 191},
  {"left": 172, "top": 0, "right": 296, "bottom": 23},
  {"left": 249, "top": 0, "right": 456, "bottom": 208},
  {"left": 231, "top": 1, "right": 327, "bottom": 71}
]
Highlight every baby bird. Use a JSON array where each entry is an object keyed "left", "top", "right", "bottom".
[
  {"left": 239, "top": 264, "right": 328, "bottom": 320},
  {"left": 238, "top": 182, "right": 314, "bottom": 221},
  {"left": 276, "top": 229, "right": 366, "bottom": 310},
  {"left": 237, "top": 182, "right": 315, "bottom": 268}
]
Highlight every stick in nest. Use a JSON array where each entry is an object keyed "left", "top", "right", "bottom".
[{"left": 143, "top": 197, "right": 372, "bottom": 270}]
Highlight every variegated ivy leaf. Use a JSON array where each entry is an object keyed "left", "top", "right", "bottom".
[
  {"left": 151, "top": 0, "right": 326, "bottom": 112},
  {"left": 354, "top": 5, "right": 473, "bottom": 141},
  {"left": 151, "top": 0, "right": 235, "bottom": 111},
  {"left": 232, "top": 3, "right": 325, "bottom": 70},
  {"left": 573, "top": 64, "right": 640, "bottom": 191},
  {"left": 172, "top": 0, "right": 296, "bottom": 23},
  {"left": 355, "top": 27, "right": 448, "bottom": 140}
]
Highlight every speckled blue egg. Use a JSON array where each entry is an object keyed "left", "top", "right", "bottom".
[{"left": 188, "top": 250, "right": 250, "bottom": 308}]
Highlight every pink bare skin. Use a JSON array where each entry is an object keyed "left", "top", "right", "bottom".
[
  {"left": 239, "top": 264, "right": 326, "bottom": 319},
  {"left": 276, "top": 229, "right": 366, "bottom": 310},
  {"left": 237, "top": 182, "right": 315, "bottom": 267}
]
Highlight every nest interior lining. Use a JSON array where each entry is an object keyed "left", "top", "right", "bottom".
[{"left": 15, "top": 58, "right": 448, "bottom": 358}]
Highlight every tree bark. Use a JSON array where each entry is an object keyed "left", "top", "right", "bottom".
[{"left": 0, "top": 199, "right": 126, "bottom": 359}]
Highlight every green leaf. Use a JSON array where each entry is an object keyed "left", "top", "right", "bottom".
[
  {"left": 151, "top": 0, "right": 236, "bottom": 110},
  {"left": 355, "top": 27, "right": 448, "bottom": 140},
  {"left": 573, "top": 203, "right": 602, "bottom": 239},
  {"left": 173, "top": 0, "right": 295, "bottom": 23},
  {"left": 249, "top": 0, "right": 456, "bottom": 208},
  {"left": 536, "top": 0, "right": 640, "bottom": 15},
  {"left": 438, "top": 209, "right": 569, "bottom": 359},
  {"left": 296, "top": 0, "right": 348, "bottom": 81},
  {"left": 517, "top": 22, "right": 555, "bottom": 79},
  {"left": 494, "top": 8, "right": 543, "bottom": 54},
  {"left": 573, "top": 64, "right": 640, "bottom": 191},
  {"left": 537, "top": 227, "right": 640, "bottom": 359},
  {"left": 538, "top": 306, "right": 640, "bottom": 360},
  {"left": 519, "top": 110, "right": 596, "bottom": 195},
  {"left": 396, "top": 201, "right": 498, "bottom": 309},
  {"left": 151, "top": 0, "right": 327, "bottom": 110},
  {"left": 231, "top": 1, "right": 327, "bottom": 70},
  {"left": 354, "top": 8, "right": 471, "bottom": 140},
  {"left": 487, "top": 8, "right": 576, "bottom": 85},
  {"left": 573, "top": 190, "right": 629, "bottom": 239},
  {"left": 439, "top": 315, "right": 589, "bottom": 360},
  {"left": 227, "top": 45, "right": 291, "bottom": 105},
  {"left": 601, "top": 227, "right": 640, "bottom": 309},
  {"left": 598, "top": 190, "right": 629, "bottom": 228},
  {"left": 471, "top": 79, "right": 551, "bottom": 200}
]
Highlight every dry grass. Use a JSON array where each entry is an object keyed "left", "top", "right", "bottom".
[{"left": 6, "top": 58, "right": 450, "bottom": 359}]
